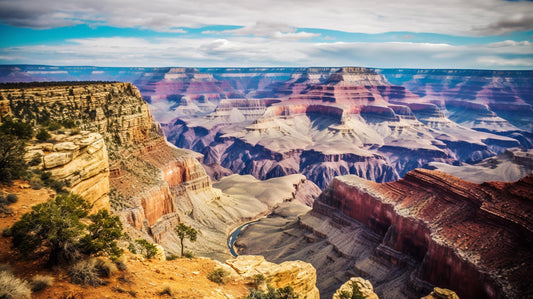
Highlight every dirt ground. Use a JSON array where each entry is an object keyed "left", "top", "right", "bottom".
[{"left": 0, "top": 181, "right": 250, "bottom": 299}]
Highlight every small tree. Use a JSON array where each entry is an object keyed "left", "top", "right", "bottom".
[
  {"left": 80, "top": 209, "right": 123, "bottom": 259},
  {"left": 174, "top": 223, "right": 197, "bottom": 257},
  {"left": 0, "top": 116, "right": 35, "bottom": 184},
  {"left": 10, "top": 193, "right": 89, "bottom": 266},
  {"left": 9, "top": 193, "right": 123, "bottom": 266}
]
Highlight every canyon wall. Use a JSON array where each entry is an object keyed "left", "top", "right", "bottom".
[
  {"left": 317, "top": 169, "right": 533, "bottom": 298},
  {"left": 236, "top": 169, "right": 533, "bottom": 298},
  {"left": 0, "top": 82, "right": 158, "bottom": 210}
]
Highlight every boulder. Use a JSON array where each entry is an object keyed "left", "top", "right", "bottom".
[{"left": 332, "top": 277, "right": 379, "bottom": 299}]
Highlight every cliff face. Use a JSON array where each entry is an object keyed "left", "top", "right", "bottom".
[
  {"left": 0, "top": 82, "right": 159, "bottom": 210},
  {"left": 25, "top": 132, "right": 110, "bottom": 210},
  {"left": 317, "top": 169, "right": 533, "bottom": 298},
  {"left": 165, "top": 67, "right": 525, "bottom": 189}
]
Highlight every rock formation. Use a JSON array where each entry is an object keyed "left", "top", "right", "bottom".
[
  {"left": 164, "top": 67, "right": 524, "bottom": 189},
  {"left": 238, "top": 169, "right": 532, "bottom": 298},
  {"left": 225, "top": 255, "right": 320, "bottom": 299},
  {"left": 2, "top": 66, "right": 531, "bottom": 189},
  {"left": 332, "top": 277, "right": 379, "bottom": 299},
  {"left": 427, "top": 147, "right": 533, "bottom": 183},
  {"left": 25, "top": 132, "right": 110, "bottom": 210},
  {"left": 421, "top": 287, "right": 459, "bottom": 299}
]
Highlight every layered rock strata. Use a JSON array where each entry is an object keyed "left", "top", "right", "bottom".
[
  {"left": 316, "top": 169, "right": 533, "bottom": 298},
  {"left": 0, "top": 82, "right": 322, "bottom": 261},
  {"left": 237, "top": 169, "right": 532, "bottom": 298}
]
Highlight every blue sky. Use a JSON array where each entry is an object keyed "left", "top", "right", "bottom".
[{"left": 0, "top": 0, "right": 532, "bottom": 69}]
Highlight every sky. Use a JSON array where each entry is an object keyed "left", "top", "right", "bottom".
[{"left": 0, "top": 0, "right": 532, "bottom": 69}]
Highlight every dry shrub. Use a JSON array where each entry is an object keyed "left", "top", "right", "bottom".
[
  {"left": 69, "top": 259, "right": 103, "bottom": 287},
  {"left": 114, "top": 255, "right": 128, "bottom": 271},
  {"left": 0, "top": 270, "right": 31, "bottom": 299},
  {"left": 94, "top": 258, "right": 118, "bottom": 278},
  {"left": 158, "top": 285, "right": 175, "bottom": 297},
  {"left": 207, "top": 268, "right": 230, "bottom": 285},
  {"left": 31, "top": 274, "right": 54, "bottom": 292}
]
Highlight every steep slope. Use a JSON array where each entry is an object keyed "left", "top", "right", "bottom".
[{"left": 237, "top": 169, "right": 533, "bottom": 298}]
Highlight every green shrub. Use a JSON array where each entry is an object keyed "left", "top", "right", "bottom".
[
  {"left": 61, "top": 119, "right": 77, "bottom": 128},
  {"left": 338, "top": 281, "right": 366, "bottom": 299},
  {"left": 30, "top": 274, "right": 54, "bottom": 292},
  {"left": 28, "top": 153, "right": 42, "bottom": 166},
  {"left": 166, "top": 254, "right": 179, "bottom": 261},
  {"left": 246, "top": 285, "right": 299, "bottom": 299},
  {"left": 251, "top": 273, "right": 266, "bottom": 289},
  {"left": 69, "top": 259, "right": 103, "bottom": 287},
  {"left": 0, "top": 270, "right": 31, "bottom": 299},
  {"left": 134, "top": 239, "right": 158, "bottom": 259},
  {"left": 80, "top": 209, "right": 123, "bottom": 259},
  {"left": 207, "top": 268, "right": 230, "bottom": 285},
  {"left": 47, "top": 121, "right": 61, "bottom": 131},
  {"left": 36, "top": 128, "right": 51, "bottom": 141},
  {"left": 0, "top": 132, "right": 27, "bottom": 184},
  {"left": 0, "top": 117, "right": 33, "bottom": 139},
  {"left": 9, "top": 194, "right": 123, "bottom": 266}
]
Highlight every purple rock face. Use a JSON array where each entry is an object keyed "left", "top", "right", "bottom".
[{"left": 2, "top": 65, "right": 532, "bottom": 188}]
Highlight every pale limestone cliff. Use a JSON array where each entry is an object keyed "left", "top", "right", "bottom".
[
  {"left": 226, "top": 255, "right": 320, "bottom": 299},
  {"left": 332, "top": 277, "right": 379, "bottom": 299},
  {"left": 24, "top": 131, "right": 110, "bottom": 210}
]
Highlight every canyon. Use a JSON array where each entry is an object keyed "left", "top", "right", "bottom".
[
  {"left": 1, "top": 66, "right": 532, "bottom": 298},
  {"left": 4, "top": 65, "right": 531, "bottom": 188},
  {"left": 236, "top": 169, "right": 533, "bottom": 298},
  {"left": 0, "top": 82, "right": 320, "bottom": 261}
]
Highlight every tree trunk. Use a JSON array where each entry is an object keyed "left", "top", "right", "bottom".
[{"left": 180, "top": 237, "right": 184, "bottom": 257}]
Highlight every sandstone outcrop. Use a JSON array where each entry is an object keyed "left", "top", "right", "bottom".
[
  {"left": 421, "top": 287, "right": 459, "bottom": 299},
  {"left": 226, "top": 255, "right": 320, "bottom": 299},
  {"left": 1, "top": 82, "right": 160, "bottom": 211},
  {"left": 315, "top": 169, "right": 533, "bottom": 298},
  {"left": 332, "top": 277, "right": 378, "bottom": 299}
]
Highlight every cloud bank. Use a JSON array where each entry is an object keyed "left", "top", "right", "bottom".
[
  {"left": 2, "top": 36, "right": 531, "bottom": 69},
  {"left": 1, "top": 0, "right": 532, "bottom": 36}
]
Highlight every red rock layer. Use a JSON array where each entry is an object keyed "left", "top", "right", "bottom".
[{"left": 317, "top": 169, "right": 533, "bottom": 298}]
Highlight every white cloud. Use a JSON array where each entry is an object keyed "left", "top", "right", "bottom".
[
  {"left": 1, "top": 36, "right": 531, "bottom": 69},
  {"left": 0, "top": 0, "right": 532, "bottom": 36},
  {"left": 204, "top": 22, "right": 320, "bottom": 40}
]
